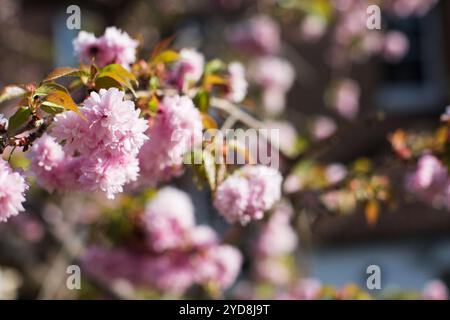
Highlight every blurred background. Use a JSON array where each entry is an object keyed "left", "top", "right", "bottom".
[{"left": 1, "top": 0, "right": 450, "bottom": 299}]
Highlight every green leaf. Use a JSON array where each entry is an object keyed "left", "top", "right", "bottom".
[
  {"left": 41, "top": 101, "right": 66, "bottom": 114},
  {"left": 150, "top": 36, "right": 174, "bottom": 60},
  {"left": 35, "top": 83, "right": 84, "bottom": 119},
  {"left": 201, "top": 113, "right": 217, "bottom": 130},
  {"left": 147, "top": 95, "right": 159, "bottom": 113},
  {"left": 0, "top": 85, "right": 27, "bottom": 104},
  {"left": 185, "top": 149, "right": 217, "bottom": 191},
  {"left": 202, "top": 150, "right": 216, "bottom": 190},
  {"left": 94, "top": 74, "right": 123, "bottom": 91},
  {"left": 43, "top": 67, "right": 83, "bottom": 82},
  {"left": 7, "top": 106, "right": 31, "bottom": 133},
  {"left": 100, "top": 64, "right": 137, "bottom": 85},
  {"left": 193, "top": 89, "right": 210, "bottom": 113},
  {"left": 149, "top": 76, "right": 159, "bottom": 90},
  {"left": 98, "top": 64, "right": 137, "bottom": 95},
  {"left": 152, "top": 50, "right": 179, "bottom": 64},
  {"left": 205, "top": 59, "right": 225, "bottom": 75},
  {"left": 34, "top": 82, "right": 66, "bottom": 98}
]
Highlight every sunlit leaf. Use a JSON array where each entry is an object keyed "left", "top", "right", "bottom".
[
  {"left": 365, "top": 200, "right": 379, "bottom": 226},
  {"left": 43, "top": 67, "right": 83, "bottom": 82},
  {"left": 7, "top": 106, "right": 31, "bottom": 133},
  {"left": 193, "top": 89, "right": 210, "bottom": 112},
  {"left": 152, "top": 50, "right": 179, "bottom": 64},
  {"left": 45, "top": 90, "right": 84, "bottom": 118},
  {"left": 204, "top": 74, "right": 227, "bottom": 87},
  {"left": 40, "top": 101, "right": 66, "bottom": 114},
  {"left": 0, "top": 85, "right": 27, "bottom": 104},
  {"left": 150, "top": 36, "right": 175, "bottom": 60},
  {"left": 98, "top": 64, "right": 137, "bottom": 95},
  {"left": 35, "top": 83, "right": 84, "bottom": 119},
  {"left": 147, "top": 94, "right": 159, "bottom": 113},
  {"left": 205, "top": 59, "right": 225, "bottom": 75},
  {"left": 100, "top": 64, "right": 137, "bottom": 85},
  {"left": 201, "top": 113, "right": 217, "bottom": 130},
  {"left": 202, "top": 150, "right": 216, "bottom": 190}
]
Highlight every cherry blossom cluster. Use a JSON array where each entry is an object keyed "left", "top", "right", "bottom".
[
  {"left": 228, "top": 15, "right": 295, "bottom": 116},
  {"left": 0, "top": 158, "right": 28, "bottom": 222},
  {"left": 137, "top": 95, "right": 203, "bottom": 186},
  {"left": 30, "top": 88, "right": 148, "bottom": 199},
  {"left": 252, "top": 202, "right": 298, "bottom": 286},
  {"left": 214, "top": 165, "right": 282, "bottom": 225},
  {"left": 405, "top": 154, "right": 450, "bottom": 209},
  {"left": 83, "top": 187, "right": 242, "bottom": 295},
  {"left": 73, "top": 26, "right": 139, "bottom": 68}
]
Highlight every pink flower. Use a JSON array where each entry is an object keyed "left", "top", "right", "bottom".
[
  {"left": 255, "top": 216, "right": 297, "bottom": 257},
  {"left": 255, "top": 258, "right": 291, "bottom": 286},
  {"left": 53, "top": 88, "right": 148, "bottom": 157},
  {"left": 73, "top": 31, "right": 113, "bottom": 67},
  {"left": 103, "top": 27, "right": 139, "bottom": 67},
  {"left": 406, "top": 154, "right": 448, "bottom": 206},
  {"left": 250, "top": 56, "right": 295, "bottom": 92},
  {"left": 46, "top": 88, "right": 147, "bottom": 199},
  {"left": 332, "top": 78, "right": 360, "bottom": 119},
  {"left": 311, "top": 116, "right": 337, "bottom": 141},
  {"left": 195, "top": 245, "right": 243, "bottom": 289},
  {"left": 264, "top": 121, "right": 299, "bottom": 157},
  {"left": 383, "top": 31, "right": 409, "bottom": 63},
  {"left": 325, "top": 163, "right": 347, "bottom": 184},
  {"left": 170, "top": 48, "right": 204, "bottom": 91},
  {"left": 292, "top": 278, "right": 322, "bottom": 300},
  {"left": 141, "top": 253, "right": 196, "bottom": 295},
  {"left": 228, "top": 15, "right": 281, "bottom": 55},
  {"left": 214, "top": 165, "right": 282, "bottom": 224},
  {"left": 73, "top": 27, "right": 138, "bottom": 68},
  {"left": 387, "top": 0, "right": 438, "bottom": 17},
  {"left": 142, "top": 187, "right": 195, "bottom": 252},
  {"left": 188, "top": 225, "right": 219, "bottom": 248},
  {"left": 28, "top": 134, "right": 80, "bottom": 192},
  {"left": 0, "top": 113, "right": 8, "bottom": 130},
  {"left": 227, "top": 62, "right": 248, "bottom": 103},
  {"left": 422, "top": 280, "right": 448, "bottom": 300},
  {"left": 0, "top": 159, "right": 28, "bottom": 222},
  {"left": 300, "top": 15, "right": 327, "bottom": 42},
  {"left": 213, "top": 175, "right": 250, "bottom": 224},
  {"left": 81, "top": 247, "right": 144, "bottom": 284},
  {"left": 249, "top": 56, "right": 295, "bottom": 114},
  {"left": 138, "top": 95, "right": 203, "bottom": 186}
]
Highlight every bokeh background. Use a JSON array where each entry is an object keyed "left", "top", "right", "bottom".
[{"left": 1, "top": 0, "right": 450, "bottom": 299}]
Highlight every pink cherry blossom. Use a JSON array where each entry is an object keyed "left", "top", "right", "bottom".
[
  {"left": 41, "top": 88, "right": 148, "bottom": 199},
  {"left": 214, "top": 165, "right": 282, "bottom": 224},
  {"left": 227, "top": 62, "right": 248, "bottom": 103},
  {"left": 142, "top": 187, "right": 195, "bottom": 252},
  {"left": 311, "top": 116, "right": 337, "bottom": 141},
  {"left": 383, "top": 31, "right": 409, "bottom": 63},
  {"left": 138, "top": 95, "right": 203, "bottom": 186},
  {"left": 170, "top": 48, "right": 204, "bottom": 91},
  {"left": 387, "top": 0, "right": 438, "bottom": 17},
  {"left": 422, "top": 280, "right": 448, "bottom": 300},
  {"left": 301, "top": 15, "right": 327, "bottom": 42},
  {"left": 227, "top": 15, "right": 280, "bottom": 55},
  {"left": 249, "top": 56, "right": 295, "bottom": 114},
  {"left": 195, "top": 245, "right": 243, "bottom": 289},
  {"left": 332, "top": 78, "right": 360, "bottom": 119},
  {"left": 28, "top": 133, "right": 80, "bottom": 192},
  {"left": 73, "top": 27, "right": 138, "bottom": 68},
  {"left": 0, "top": 159, "right": 28, "bottom": 222},
  {"left": 325, "top": 163, "right": 348, "bottom": 184},
  {"left": 406, "top": 154, "right": 448, "bottom": 206}
]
